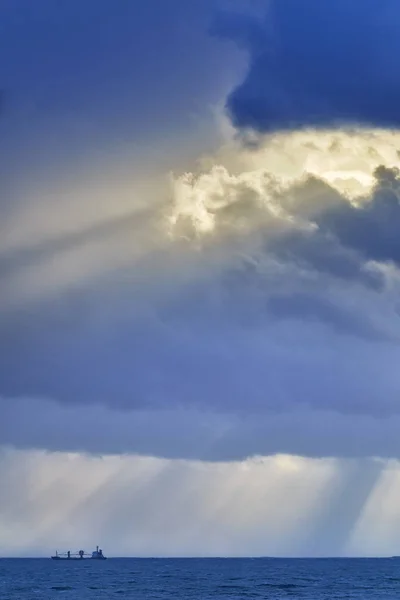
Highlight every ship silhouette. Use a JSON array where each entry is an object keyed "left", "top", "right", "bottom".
[{"left": 51, "top": 545, "right": 106, "bottom": 560}]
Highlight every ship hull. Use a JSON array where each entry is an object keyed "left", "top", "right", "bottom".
[{"left": 51, "top": 556, "right": 107, "bottom": 560}]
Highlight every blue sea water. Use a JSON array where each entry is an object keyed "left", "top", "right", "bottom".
[{"left": 0, "top": 557, "right": 399, "bottom": 599}]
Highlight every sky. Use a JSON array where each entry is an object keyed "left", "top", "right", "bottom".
[{"left": 2, "top": 0, "right": 400, "bottom": 557}]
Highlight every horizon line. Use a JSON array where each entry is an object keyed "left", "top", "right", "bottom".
[{"left": 0, "top": 555, "right": 398, "bottom": 560}]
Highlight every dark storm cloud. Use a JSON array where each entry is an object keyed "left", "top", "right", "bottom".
[
  {"left": 4, "top": 396, "right": 400, "bottom": 462},
  {"left": 214, "top": 0, "right": 400, "bottom": 132}
]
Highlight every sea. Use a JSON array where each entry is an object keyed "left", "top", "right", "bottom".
[{"left": 0, "top": 557, "right": 399, "bottom": 599}]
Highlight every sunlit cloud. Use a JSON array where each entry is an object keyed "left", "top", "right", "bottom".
[{"left": 169, "top": 128, "right": 400, "bottom": 239}]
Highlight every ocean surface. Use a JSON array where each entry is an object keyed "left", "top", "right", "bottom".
[{"left": 0, "top": 557, "right": 400, "bottom": 599}]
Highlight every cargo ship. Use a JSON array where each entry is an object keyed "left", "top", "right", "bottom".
[{"left": 51, "top": 546, "right": 106, "bottom": 560}]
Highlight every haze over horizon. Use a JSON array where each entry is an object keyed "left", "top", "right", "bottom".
[{"left": 2, "top": 0, "right": 400, "bottom": 558}]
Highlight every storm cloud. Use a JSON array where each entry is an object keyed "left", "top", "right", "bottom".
[
  {"left": 2, "top": 129, "right": 400, "bottom": 460},
  {"left": 3, "top": 0, "right": 400, "bottom": 465},
  {"left": 215, "top": 0, "right": 400, "bottom": 133}
]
